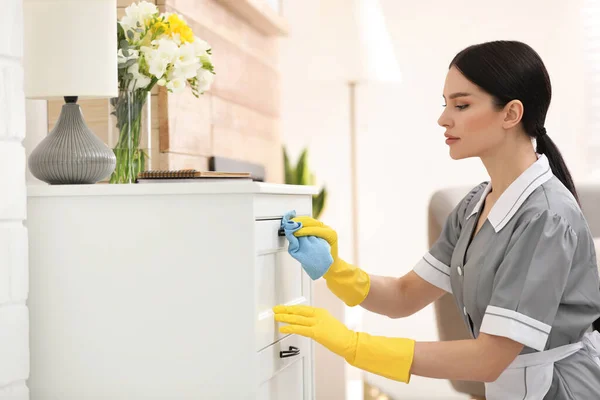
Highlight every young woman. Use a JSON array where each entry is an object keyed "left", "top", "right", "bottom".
[{"left": 273, "top": 40, "right": 600, "bottom": 399}]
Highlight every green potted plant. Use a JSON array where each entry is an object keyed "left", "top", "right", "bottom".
[{"left": 283, "top": 146, "right": 327, "bottom": 219}]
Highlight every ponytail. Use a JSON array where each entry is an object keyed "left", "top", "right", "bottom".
[{"left": 535, "top": 131, "right": 580, "bottom": 205}]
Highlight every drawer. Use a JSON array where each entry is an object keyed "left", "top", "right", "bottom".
[
  {"left": 255, "top": 251, "right": 311, "bottom": 351},
  {"left": 257, "top": 334, "right": 312, "bottom": 399},
  {"left": 254, "top": 194, "right": 312, "bottom": 220},
  {"left": 255, "top": 219, "right": 286, "bottom": 254}
]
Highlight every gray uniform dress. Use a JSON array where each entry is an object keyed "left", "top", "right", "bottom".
[{"left": 414, "top": 154, "right": 600, "bottom": 399}]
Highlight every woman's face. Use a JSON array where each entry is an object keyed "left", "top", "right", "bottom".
[{"left": 438, "top": 66, "right": 507, "bottom": 160}]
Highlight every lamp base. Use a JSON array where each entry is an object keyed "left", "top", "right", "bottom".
[{"left": 28, "top": 98, "right": 116, "bottom": 185}]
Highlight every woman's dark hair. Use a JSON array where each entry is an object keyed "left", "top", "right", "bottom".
[{"left": 449, "top": 40, "right": 579, "bottom": 204}]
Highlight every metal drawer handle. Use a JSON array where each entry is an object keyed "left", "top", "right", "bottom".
[
  {"left": 280, "top": 345, "right": 300, "bottom": 358},
  {"left": 278, "top": 228, "right": 285, "bottom": 237}
]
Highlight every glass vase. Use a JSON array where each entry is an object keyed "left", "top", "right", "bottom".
[{"left": 108, "top": 89, "right": 152, "bottom": 184}]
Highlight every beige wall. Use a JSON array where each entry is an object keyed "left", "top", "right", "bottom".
[{"left": 45, "top": 0, "right": 285, "bottom": 182}]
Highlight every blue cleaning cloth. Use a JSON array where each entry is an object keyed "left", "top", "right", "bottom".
[{"left": 281, "top": 210, "right": 334, "bottom": 280}]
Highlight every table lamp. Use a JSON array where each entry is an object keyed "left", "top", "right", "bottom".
[{"left": 23, "top": 0, "right": 118, "bottom": 184}]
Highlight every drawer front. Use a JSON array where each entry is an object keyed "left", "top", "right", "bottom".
[
  {"left": 255, "top": 251, "right": 311, "bottom": 351},
  {"left": 257, "top": 334, "right": 313, "bottom": 400},
  {"left": 257, "top": 358, "right": 304, "bottom": 400},
  {"left": 254, "top": 194, "right": 312, "bottom": 219},
  {"left": 255, "top": 219, "right": 286, "bottom": 255}
]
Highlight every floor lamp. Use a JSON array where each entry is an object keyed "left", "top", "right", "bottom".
[{"left": 347, "top": 0, "right": 402, "bottom": 292}]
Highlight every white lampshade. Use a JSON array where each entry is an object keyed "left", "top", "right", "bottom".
[
  {"left": 23, "top": 0, "right": 118, "bottom": 99},
  {"left": 313, "top": 0, "right": 402, "bottom": 83},
  {"left": 352, "top": 0, "right": 402, "bottom": 83}
]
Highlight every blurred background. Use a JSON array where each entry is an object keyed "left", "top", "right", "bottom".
[{"left": 20, "top": 0, "right": 600, "bottom": 399}]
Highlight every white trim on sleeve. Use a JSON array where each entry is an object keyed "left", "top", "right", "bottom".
[
  {"left": 480, "top": 305, "right": 551, "bottom": 352},
  {"left": 413, "top": 252, "right": 452, "bottom": 294}
]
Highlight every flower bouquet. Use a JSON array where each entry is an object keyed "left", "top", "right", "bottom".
[{"left": 109, "top": 1, "right": 215, "bottom": 183}]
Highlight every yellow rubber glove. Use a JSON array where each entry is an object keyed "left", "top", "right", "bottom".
[
  {"left": 273, "top": 304, "right": 415, "bottom": 383},
  {"left": 292, "top": 216, "right": 370, "bottom": 306}
]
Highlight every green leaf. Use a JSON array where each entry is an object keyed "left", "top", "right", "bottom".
[
  {"left": 127, "top": 30, "right": 134, "bottom": 41},
  {"left": 201, "top": 58, "right": 215, "bottom": 73},
  {"left": 283, "top": 146, "right": 295, "bottom": 184},
  {"left": 117, "top": 22, "right": 125, "bottom": 42},
  {"left": 120, "top": 40, "right": 130, "bottom": 50},
  {"left": 313, "top": 187, "right": 327, "bottom": 219},
  {"left": 295, "top": 149, "right": 308, "bottom": 185},
  {"left": 281, "top": 146, "right": 327, "bottom": 216}
]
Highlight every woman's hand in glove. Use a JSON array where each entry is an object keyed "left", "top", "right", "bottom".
[
  {"left": 291, "top": 217, "right": 371, "bottom": 307},
  {"left": 274, "top": 304, "right": 357, "bottom": 360},
  {"left": 273, "top": 304, "right": 415, "bottom": 383},
  {"left": 291, "top": 216, "right": 340, "bottom": 259}
]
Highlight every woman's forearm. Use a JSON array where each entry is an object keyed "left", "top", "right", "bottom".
[
  {"left": 411, "top": 333, "right": 524, "bottom": 382},
  {"left": 359, "top": 275, "right": 404, "bottom": 317},
  {"left": 359, "top": 271, "right": 445, "bottom": 318}
]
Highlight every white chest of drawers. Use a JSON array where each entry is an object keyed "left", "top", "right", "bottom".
[{"left": 26, "top": 181, "right": 317, "bottom": 400}]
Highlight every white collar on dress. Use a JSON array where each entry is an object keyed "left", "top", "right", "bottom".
[{"left": 467, "top": 154, "right": 553, "bottom": 232}]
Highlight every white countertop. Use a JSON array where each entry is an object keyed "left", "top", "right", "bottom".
[{"left": 26, "top": 181, "right": 319, "bottom": 197}]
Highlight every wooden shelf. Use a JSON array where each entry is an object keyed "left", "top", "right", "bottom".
[{"left": 216, "top": 0, "right": 289, "bottom": 36}]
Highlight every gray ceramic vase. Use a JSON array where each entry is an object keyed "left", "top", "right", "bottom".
[{"left": 28, "top": 97, "right": 116, "bottom": 185}]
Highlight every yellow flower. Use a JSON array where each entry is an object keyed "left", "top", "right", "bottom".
[
  {"left": 167, "top": 13, "right": 194, "bottom": 44},
  {"left": 148, "top": 19, "right": 166, "bottom": 34}
]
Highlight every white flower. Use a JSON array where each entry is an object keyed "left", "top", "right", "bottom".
[
  {"left": 170, "top": 33, "right": 182, "bottom": 46},
  {"left": 143, "top": 39, "right": 179, "bottom": 79},
  {"left": 117, "top": 48, "right": 139, "bottom": 64},
  {"left": 173, "top": 43, "right": 201, "bottom": 79},
  {"left": 177, "top": 43, "right": 197, "bottom": 65},
  {"left": 193, "top": 37, "right": 211, "bottom": 55},
  {"left": 137, "top": 1, "right": 158, "bottom": 18},
  {"left": 120, "top": 1, "right": 157, "bottom": 31},
  {"left": 199, "top": 53, "right": 213, "bottom": 68},
  {"left": 147, "top": 56, "right": 169, "bottom": 79},
  {"left": 166, "top": 77, "right": 187, "bottom": 93},
  {"left": 173, "top": 61, "right": 201, "bottom": 80},
  {"left": 196, "top": 68, "right": 214, "bottom": 93},
  {"left": 127, "top": 63, "right": 152, "bottom": 90},
  {"left": 156, "top": 38, "right": 179, "bottom": 60}
]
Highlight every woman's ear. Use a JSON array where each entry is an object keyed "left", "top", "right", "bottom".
[{"left": 502, "top": 99, "right": 524, "bottom": 130}]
